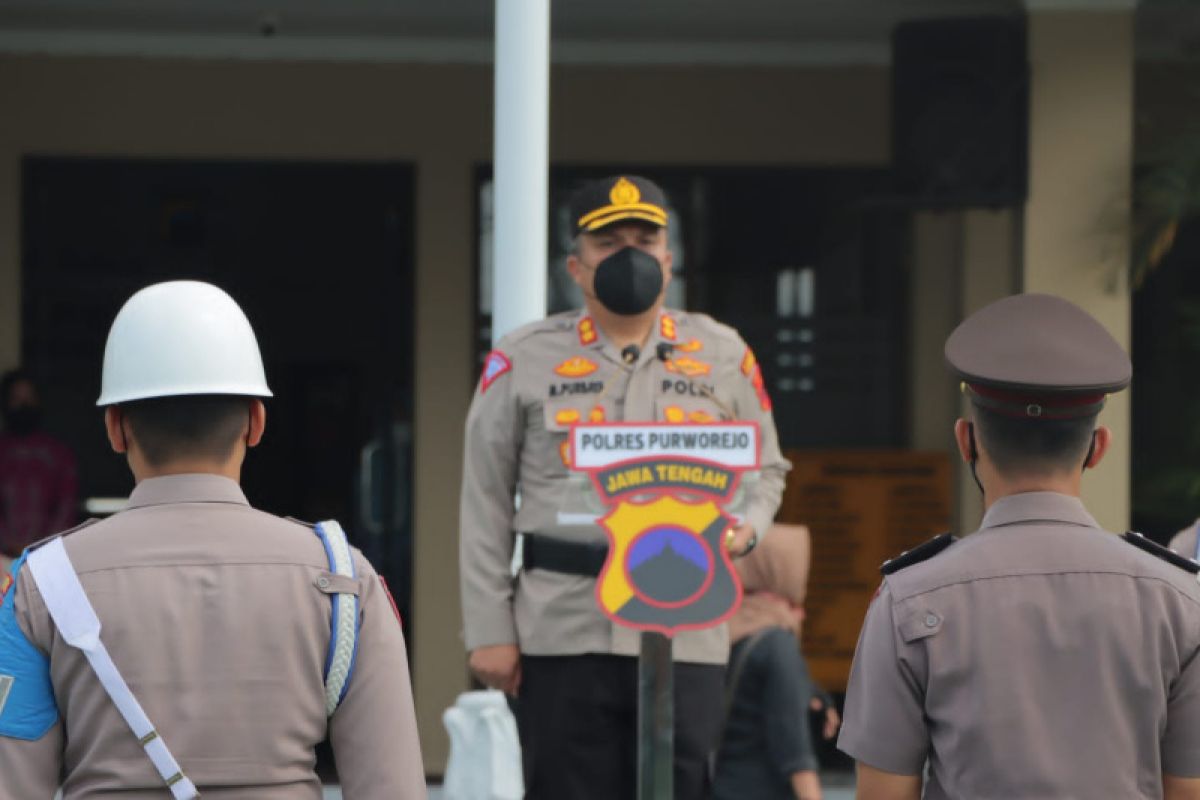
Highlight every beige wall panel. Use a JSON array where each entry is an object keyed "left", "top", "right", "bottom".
[
  {"left": 1023, "top": 12, "right": 1133, "bottom": 532},
  {"left": 960, "top": 209, "right": 1018, "bottom": 532}
]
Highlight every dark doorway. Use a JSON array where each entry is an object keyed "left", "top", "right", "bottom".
[{"left": 21, "top": 158, "right": 416, "bottom": 760}]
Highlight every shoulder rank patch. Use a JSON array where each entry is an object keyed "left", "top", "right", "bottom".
[
  {"left": 881, "top": 533, "right": 956, "bottom": 575},
  {"left": 660, "top": 314, "right": 678, "bottom": 342},
  {"left": 665, "top": 356, "right": 712, "bottom": 378},
  {"left": 555, "top": 356, "right": 598, "bottom": 378},
  {"left": 479, "top": 350, "right": 512, "bottom": 394},
  {"left": 676, "top": 338, "right": 704, "bottom": 353},
  {"left": 578, "top": 317, "right": 598, "bottom": 346},
  {"left": 1123, "top": 531, "right": 1200, "bottom": 575},
  {"left": 740, "top": 348, "right": 773, "bottom": 412}
]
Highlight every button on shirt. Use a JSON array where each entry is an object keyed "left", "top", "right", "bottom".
[{"left": 838, "top": 492, "right": 1200, "bottom": 798}]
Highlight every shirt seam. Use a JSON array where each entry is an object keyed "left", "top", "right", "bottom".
[{"left": 891, "top": 571, "right": 1200, "bottom": 610}]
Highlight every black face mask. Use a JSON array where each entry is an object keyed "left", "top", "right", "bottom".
[
  {"left": 4, "top": 406, "right": 41, "bottom": 436},
  {"left": 591, "top": 247, "right": 664, "bottom": 316}
]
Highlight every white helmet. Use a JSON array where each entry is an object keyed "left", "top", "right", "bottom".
[{"left": 96, "top": 281, "right": 273, "bottom": 406}]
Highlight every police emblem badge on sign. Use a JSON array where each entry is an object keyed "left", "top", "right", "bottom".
[{"left": 569, "top": 421, "right": 759, "bottom": 635}]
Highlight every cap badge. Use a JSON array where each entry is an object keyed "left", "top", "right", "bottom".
[{"left": 610, "top": 177, "right": 641, "bottom": 206}]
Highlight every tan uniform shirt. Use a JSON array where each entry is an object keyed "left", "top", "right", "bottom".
[
  {"left": 460, "top": 308, "right": 790, "bottom": 664},
  {"left": 0, "top": 474, "right": 425, "bottom": 799},
  {"left": 1170, "top": 520, "right": 1199, "bottom": 560},
  {"left": 838, "top": 492, "right": 1200, "bottom": 798}
]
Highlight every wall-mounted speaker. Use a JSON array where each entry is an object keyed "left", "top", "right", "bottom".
[{"left": 892, "top": 16, "right": 1028, "bottom": 207}]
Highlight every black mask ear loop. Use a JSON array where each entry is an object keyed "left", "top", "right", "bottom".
[
  {"left": 1082, "top": 430, "right": 1097, "bottom": 473},
  {"left": 967, "top": 422, "right": 984, "bottom": 496}
]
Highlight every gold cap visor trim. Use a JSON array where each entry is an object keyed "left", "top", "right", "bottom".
[
  {"left": 581, "top": 209, "right": 668, "bottom": 232},
  {"left": 578, "top": 202, "right": 668, "bottom": 229}
]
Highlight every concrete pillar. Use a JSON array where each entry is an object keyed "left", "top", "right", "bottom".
[
  {"left": 1022, "top": 3, "right": 1134, "bottom": 531},
  {"left": 491, "top": 0, "right": 549, "bottom": 342},
  {"left": 411, "top": 154, "right": 474, "bottom": 771}
]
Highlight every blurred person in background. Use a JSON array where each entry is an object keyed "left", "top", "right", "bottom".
[
  {"left": 712, "top": 523, "right": 839, "bottom": 800},
  {"left": 0, "top": 368, "right": 77, "bottom": 571}
]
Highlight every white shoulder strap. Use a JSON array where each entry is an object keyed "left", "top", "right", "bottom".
[
  {"left": 314, "top": 520, "right": 359, "bottom": 716},
  {"left": 26, "top": 538, "right": 200, "bottom": 800}
]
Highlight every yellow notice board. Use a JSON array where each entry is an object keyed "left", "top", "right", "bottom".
[{"left": 777, "top": 450, "right": 952, "bottom": 692}]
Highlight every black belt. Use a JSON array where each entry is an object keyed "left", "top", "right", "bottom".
[{"left": 522, "top": 534, "right": 608, "bottom": 577}]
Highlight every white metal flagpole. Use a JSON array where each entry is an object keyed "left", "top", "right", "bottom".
[{"left": 491, "top": 0, "right": 550, "bottom": 344}]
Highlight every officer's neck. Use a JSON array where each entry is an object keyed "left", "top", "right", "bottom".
[
  {"left": 128, "top": 452, "right": 244, "bottom": 485},
  {"left": 980, "top": 467, "right": 1082, "bottom": 511},
  {"left": 586, "top": 300, "right": 662, "bottom": 352}
]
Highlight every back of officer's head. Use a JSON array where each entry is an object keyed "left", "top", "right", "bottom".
[
  {"left": 973, "top": 406, "right": 1097, "bottom": 478},
  {"left": 98, "top": 281, "right": 273, "bottom": 470},
  {"left": 121, "top": 395, "right": 252, "bottom": 468}
]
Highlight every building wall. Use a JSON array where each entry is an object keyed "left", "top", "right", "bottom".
[{"left": 0, "top": 54, "right": 889, "bottom": 770}]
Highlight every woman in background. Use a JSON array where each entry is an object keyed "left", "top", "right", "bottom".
[{"left": 712, "top": 524, "right": 838, "bottom": 800}]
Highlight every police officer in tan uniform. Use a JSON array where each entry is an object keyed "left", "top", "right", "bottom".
[
  {"left": 0, "top": 281, "right": 426, "bottom": 798},
  {"left": 838, "top": 293, "right": 1200, "bottom": 800},
  {"left": 460, "top": 175, "right": 790, "bottom": 799}
]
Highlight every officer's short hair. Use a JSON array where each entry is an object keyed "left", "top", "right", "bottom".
[
  {"left": 973, "top": 406, "right": 1097, "bottom": 477},
  {"left": 122, "top": 395, "right": 251, "bottom": 467}
]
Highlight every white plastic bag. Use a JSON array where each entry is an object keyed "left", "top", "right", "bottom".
[{"left": 443, "top": 690, "right": 524, "bottom": 800}]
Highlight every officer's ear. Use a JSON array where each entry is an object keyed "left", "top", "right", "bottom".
[
  {"left": 104, "top": 406, "right": 128, "bottom": 454},
  {"left": 953, "top": 418, "right": 974, "bottom": 464},
  {"left": 1085, "top": 426, "right": 1111, "bottom": 471},
  {"left": 246, "top": 399, "right": 266, "bottom": 449}
]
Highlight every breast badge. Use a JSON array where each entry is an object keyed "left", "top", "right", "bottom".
[
  {"left": 665, "top": 356, "right": 712, "bottom": 378},
  {"left": 554, "top": 356, "right": 599, "bottom": 378}
]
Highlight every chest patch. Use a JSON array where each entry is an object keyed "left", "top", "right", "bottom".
[{"left": 554, "top": 357, "right": 599, "bottom": 378}]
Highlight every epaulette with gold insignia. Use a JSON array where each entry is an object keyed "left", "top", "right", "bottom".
[
  {"left": 1123, "top": 531, "right": 1200, "bottom": 575},
  {"left": 880, "top": 532, "right": 956, "bottom": 575}
]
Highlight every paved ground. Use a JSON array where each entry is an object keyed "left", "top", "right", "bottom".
[{"left": 322, "top": 773, "right": 857, "bottom": 798}]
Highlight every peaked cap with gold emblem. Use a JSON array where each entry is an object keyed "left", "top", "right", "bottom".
[
  {"left": 568, "top": 175, "right": 669, "bottom": 235},
  {"left": 945, "top": 293, "right": 1131, "bottom": 420}
]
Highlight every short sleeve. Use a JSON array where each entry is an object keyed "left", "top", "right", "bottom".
[
  {"left": 1164, "top": 640, "right": 1200, "bottom": 776},
  {"left": 0, "top": 557, "right": 58, "bottom": 740},
  {"left": 836, "top": 584, "right": 929, "bottom": 775}
]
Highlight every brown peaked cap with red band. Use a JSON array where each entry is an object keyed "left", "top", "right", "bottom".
[{"left": 945, "top": 293, "right": 1131, "bottom": 420}]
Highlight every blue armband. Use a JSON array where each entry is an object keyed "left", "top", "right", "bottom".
[{"left": 0, "top": 553, "right": 59, "bottom": 740}]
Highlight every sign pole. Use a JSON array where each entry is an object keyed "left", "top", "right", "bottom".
[{"left": 637, "top": 631, "right": 673, "bottom": 800}]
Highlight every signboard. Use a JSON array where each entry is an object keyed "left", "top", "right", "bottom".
[
  {"left": 569, "top": 422, "right": 760, "bottom": 636},
  {"left": 777, "top": 450, "right": 952, "bottom": 691}
]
